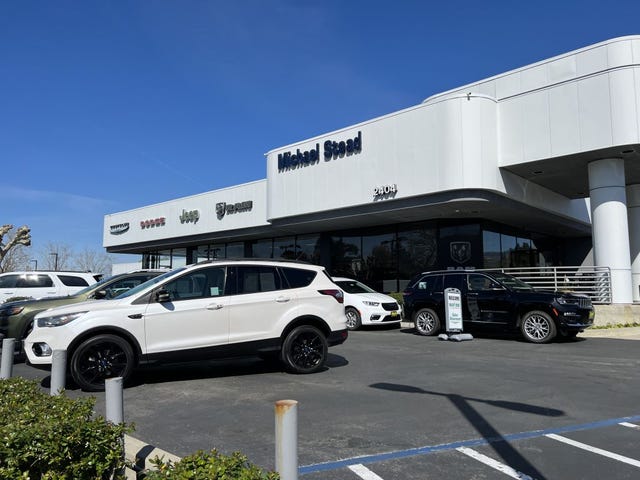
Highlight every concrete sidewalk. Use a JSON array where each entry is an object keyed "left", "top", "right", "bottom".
[{"left": 578, "top": 326, "right": 640, "bottom": 339}]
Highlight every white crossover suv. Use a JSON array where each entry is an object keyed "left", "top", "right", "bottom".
[
  {"left": 0, "top": 271, "right": 99, "bottom": 303},
  {"left": 25, "top": 260, "right": 348, "bottom": 391},
  {"left": 332, "top": 277, "right": 402, "bottom": 330}
]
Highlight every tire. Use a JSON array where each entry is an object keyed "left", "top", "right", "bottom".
[
  {"left": 280, "top": 325, "right": 328, "bottom": 374},
  {"left": 521, "top": 310, "right": 557, "bottom": 343},
  {"left": 70, "top": 334, "right": 135, "bottom": 392},
  {"left": 345, "top": 307, "right": 362, "bottom": 330},
  {"left": 414, "top": 308, "right": 440, "bottom": 336}
]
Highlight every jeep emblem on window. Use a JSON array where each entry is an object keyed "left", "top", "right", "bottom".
[{"left": 450, "top": 241, "right": 471, "bottom": 264}]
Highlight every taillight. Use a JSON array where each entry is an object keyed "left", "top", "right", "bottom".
[{"left": 318, "top": 289, "right": 344, "bottom": 304}]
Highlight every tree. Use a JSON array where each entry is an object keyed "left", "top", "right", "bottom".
[
  {"left": 74, "top": 247, "right": 112, "bottom": 275},
  {"left": 0, "top": 225, "right": 31, "bottom": 273},
  {"left": 39, "top": 242, "right": 74, "bottom": 271}
]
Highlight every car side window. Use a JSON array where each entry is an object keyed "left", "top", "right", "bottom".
[
  {"left": 416, "top": 275, "right": 440, "bottom": 293},
  {"left": 16, "top": 274, "right": 54, "bottom": 288},
  {"left": 163, "top": 267, "right": 226, "bottom": 301},
  {"left": 58, "top": 275, "right": 90, "bottom": 287},
  {"left": 236, "top": 266, "right": 281, "bottom": 294},
  {"left": 0, "top": 275, "right": 19, "bottom": 288},
  {"left": 105, "top": 274, "right": 158, "bottom": 299},
  {"left": 442, "top": 274, "right": 464, "bottom": 291},
  {"left": 280, "top": 267, "right": 316, "bottom": 288},
  {"left": 468, "top": 274, "right": 502, "bottom": 291}
]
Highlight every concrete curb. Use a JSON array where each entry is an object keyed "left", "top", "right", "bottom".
[{"left": 124, "top": 434, "right": 181, "bottom": 478}]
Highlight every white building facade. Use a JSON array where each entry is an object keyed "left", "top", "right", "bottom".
[{"left": 104, "top": 36, "right": 640, "bottom": 304}]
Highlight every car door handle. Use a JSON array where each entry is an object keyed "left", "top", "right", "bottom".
[
  {"left": 276, "top": 296, "right": 291, "bottom": 303},
  {"left": 207, "top": 303, "right": 224, "bottom": 310}
]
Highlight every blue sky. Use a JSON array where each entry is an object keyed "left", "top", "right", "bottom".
[{"left": 2, "top": 0, "right": 639, "bottom": 265}]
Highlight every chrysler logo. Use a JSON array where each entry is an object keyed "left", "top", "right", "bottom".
[
  {"left": 216, "top": 201, "right": 253, "bottom": 220},
  {"left": 110, "top": 223, "right": 130, "bottom": 235}
]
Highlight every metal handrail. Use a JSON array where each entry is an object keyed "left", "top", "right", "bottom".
[{"left": 478, "top": 266, "right": 612, "bottom": 304}]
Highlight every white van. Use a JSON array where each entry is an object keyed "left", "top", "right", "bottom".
[{"left": 0, "top": 271, "right": 99, "bottom": 303}]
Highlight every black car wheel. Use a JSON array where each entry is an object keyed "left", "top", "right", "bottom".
[
  {"left": 280, "top": 325, "right": 328, "bottom": 374},
  {"left": 414, "top": 308, "right": 440, "bottom": 336},
  {"left": 345, "top": 307, "right": 362, "bottom": 330},
  {"left": 70, "top": 334, "right": 135, "bottom": 392},
  {"left": 521, "top": 310, "right": 557, "bottom": 343}
]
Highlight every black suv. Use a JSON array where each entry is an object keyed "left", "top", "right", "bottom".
[{"left": 402, "top": 270, "right": 594, "bottom": 343}]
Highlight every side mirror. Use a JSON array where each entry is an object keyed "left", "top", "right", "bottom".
[
  {"left": 156, "top": 289, "right": 171, "bottom": 303},
  {"left": 93, "top": 290, "right": 108, "bottom": 300}
]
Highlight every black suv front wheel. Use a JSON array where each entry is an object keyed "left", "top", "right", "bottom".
[
  {"left": 521, "top": 310, "right": 557, "bottom": 343},
  {"left": 414, "top": 308, "right": 440, "bottom": 336},
  {"left": 280, "top": 325, "right": 328, "bottom": 374}
]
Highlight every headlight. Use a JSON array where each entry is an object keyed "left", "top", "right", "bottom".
[
  {"left": 556, "top": 297, "right": 579, "bottom": 305},
  {"left": 0, "top": 305, "right": 24, "bottom": 316},
  {"left": 37, "top": 311, "right": 87, "bottom": 328},
  {"left": 362, "top": 301, "right": 380, "bottom": 307}
]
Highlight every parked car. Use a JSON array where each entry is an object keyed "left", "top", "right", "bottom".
[
  {"left": 0, "top": 271, "right": 100, "bottom": 303},
  {"left": 0, "top": 270, "right": 165, "bottom": 350},
  {"left": 332, "top": 277, "right": 402, "bottom": 330},
  {"left": 402, "top": 270, "right": 594, "bottom": 343},
  {"left": 25, "top": 260, "right": 348, "bottom": 391}
]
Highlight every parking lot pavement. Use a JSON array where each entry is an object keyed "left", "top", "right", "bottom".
[{"left": 9, "top": 326, "right": 640, "bottom": 479}]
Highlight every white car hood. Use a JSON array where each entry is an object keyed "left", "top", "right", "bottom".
[
  {"left": 34, "top": 297, "right": 132, "bottom": 318},
  {"left": 351, "top": 292, "right": 397, "bottom": 303}
]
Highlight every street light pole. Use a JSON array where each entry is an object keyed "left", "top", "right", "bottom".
[
  {"left": 30, "top": 259, "right": 38, "bottom": 271},
  {"left": 50, "top": 252, "right": 58, "bottom": 271}
]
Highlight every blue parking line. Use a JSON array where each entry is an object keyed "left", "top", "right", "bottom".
[{"left": 299, "top": 414, "right": 640, "bottom": 475}]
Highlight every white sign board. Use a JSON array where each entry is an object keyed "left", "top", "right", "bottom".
[{"left": 444, "top": 288, "right": 463, "bottom": 332}]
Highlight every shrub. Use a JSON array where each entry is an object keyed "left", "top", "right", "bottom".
[
  {"left": 146, "top": 450, "right": 280, "bottom": 480},
  {"left": 0, "top": 377, "right": 130, "bottom": 479}
]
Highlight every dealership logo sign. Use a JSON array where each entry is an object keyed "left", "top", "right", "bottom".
[
  {"left": 450, "top": 241, "right": 471, "bottom": 264},
  {"left": 278, "top": 131, "right": 362, "bottom": 172},
  {"left": 179, "top": 209, "right": 200, "bottom": 224},
  {"left": 110, "top": 223, "right": 130, "bottom": 235},
  {"left": 140, "top": 217, "right": 166, "bottom": 229},
  {"left": 216, "top": 201, "right": 253, "bottom": 220}
]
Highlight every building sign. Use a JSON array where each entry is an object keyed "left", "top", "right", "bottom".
[
  {"left": 140, "top": 217, "right": 166, "bottom": 229},
  {"left": 216, "top": 201, "right": 253, "bottom": 220},
  {"left": 278, "top": 131, "right": 362, "bottom": 172},
  {"left": 110, "top": 223, "right": 130, "bottom": 235},
  {"left": 450, "top": 241, "right": 471, "bottom": 264},
  {"left": 179, "top": 209, "right": 200, "bottom": 224}
]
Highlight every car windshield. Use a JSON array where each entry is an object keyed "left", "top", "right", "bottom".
[
  {"left": 114, "top": 268, "right": 186, "bottom": 299},
  {"left": 490, "top": 272, "right": 535, "bottom": 291},
  {"left": 335, "top": 280, "right": 376, "bottom": 294}
]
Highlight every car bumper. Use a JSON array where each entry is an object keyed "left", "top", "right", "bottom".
[
  {"left": 556, "top": 308, "right": 595, "bottom": 330},
  {"left": 360, "top": 307, "right": 403, "bottom": 325},
  {"left": 328, "top": 329, "right": 348, "bottom": 346}
]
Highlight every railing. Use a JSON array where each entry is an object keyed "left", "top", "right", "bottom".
[{"left": 478, "top": 266, "right": 612, "bottom": 304}]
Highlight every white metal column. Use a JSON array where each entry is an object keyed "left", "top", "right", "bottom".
[
  {"left": 627, "top": 184, "right": 640, "bottom": 303},
  {"left": 588, "top": 158, "right": 633, "bottom": 303}
]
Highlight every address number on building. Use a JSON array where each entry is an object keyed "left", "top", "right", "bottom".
[{"left": 374, "top": 184, "right": 397, "bottom": 196}]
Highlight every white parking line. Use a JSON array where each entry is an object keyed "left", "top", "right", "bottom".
[
  {"left": 619, "top": 422, "right": 640, "bottom": 429},
  {"left": 456, "top": 447, "right": 534, "bottom": 479},
  {"left": 546, "top": 433, "right": 640, "bottom": 467},
  {"left": 348, "top": 464, "right": 385, "bottom": 480}
]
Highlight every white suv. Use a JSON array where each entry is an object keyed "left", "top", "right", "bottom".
[
  {"left": 0, "top": 271, "right": 99, "bottom": 303},
  {"left": 25, "top": 260, "right": 348, "bottom": 391}
]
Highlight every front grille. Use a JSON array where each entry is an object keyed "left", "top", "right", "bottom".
[
  {"left": 579, "top": 298, "right": 592, "bottom": 309},
  {"left": 382, "top": 302, "right": 399, "bottom": 311}
]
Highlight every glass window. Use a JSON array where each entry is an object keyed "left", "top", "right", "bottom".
[
  {"left": 251, "top": 239, "right": 273, "bottom": 259},
  {"left": 361, "top": 232, "right": 395, "bottom": 292},
  {"left": 236, "top": 266, "right": 281, "bottom": 294},
  {"left": 330, "top": 235, "right": 362, "bottom": 278},
  {"left": 16, "top": 274, "right": 54, "bottom": 288},
  {"left": 280, "top": 267, "right": 317, "bottom": 288},
  {"left": 226, "top": 242, "right": 244, "bottom": 259},
  {"left": 193, "top": 245, "right": 211, "bottom": 263},
  {"left": 483, "top": 230, "right": 502, "bottom": 268},
  {"left": 157, "top": 250, "right": 172, "bottom": 269},
  {"left": 0, "top": 275, "right": 19, "bottom": 288},
  {"left": 295, "top": 235, "right": 321, "bottom": 264},
  {"left": 467, "top": 274, "right": 500, "bottom": 291},
  {"left": 442, "top": 273, "right": 464, "bottom": 291},
  {"left": 501, "top": 234, "right": 517, "bottom": 268},
  {"left": 274, "top": 237, "right": 296, "bottom": 260},
  {"left": 210, "top": 244, "right": 225, "bottom": 259},
  {"left": 163, "top": 267, "right": 226, "bottom": 301},
  {"left": 398, "top": 226, "right": 437, "bottom": 290},
  {"left": 58, "top": 275, "right": 90, "bottom": 287},
  {"left": 172, "top": 248, "right": 187, "bottom": 268}
]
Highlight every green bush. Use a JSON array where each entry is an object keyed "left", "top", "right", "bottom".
[
  {"left": 146, "top": 450, "right": 279, "bottom": 480},
  {"left": 0, "top": 377, "right": 130, "bottom": 479}
]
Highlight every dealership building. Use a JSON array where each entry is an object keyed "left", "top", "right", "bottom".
[{"left": 104, "top": 36, "right": 640, "bottom": 305}]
